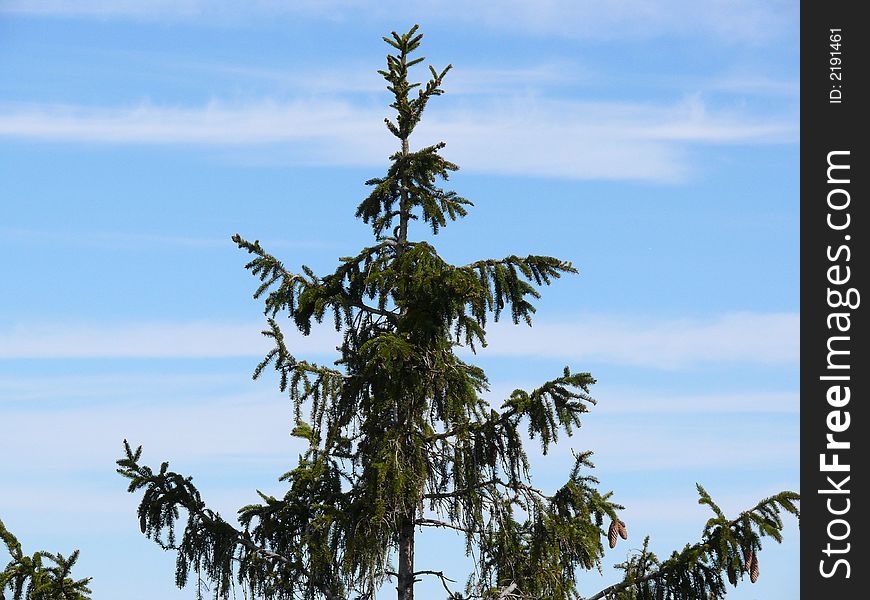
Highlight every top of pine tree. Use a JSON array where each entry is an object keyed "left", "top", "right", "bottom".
[{"left": 116, "top": 25, "right": 799, "bottom": 600}]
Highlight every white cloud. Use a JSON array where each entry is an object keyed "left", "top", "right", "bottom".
[
  {"left": 616, "top": 488, "right": 791, "bottom": 524},
  {"left": 1, "top": 394, "right": 797, "bottom": 487},
  {"left": 481, "top": 383, "right": 798, "bottom": 414},
  {"left": 0, "top": 368, "right": 796, "bottom": 556},
  {"left": 469, "top": 0, "right": 797, "bottom": 43},
  {"left": 189, "top": 61, "right": 576, "bottom": 97},
  {"left": 0, "top": 320, "right": 340, "bottom": 359},
  {"left": 0, "top": 226, "right": 333, "bottom": 251},
  {"left": 561, "top": 419, "right": 797, "bottom": 471},
  {"left": 0, "top": 393, "right": 304, "bottom": 472},
  {"left": 0, "top": 311, "right": 798, "bottom": 367},
  {"left": 595, "top": 389, "right": 798, "bottom": 414},
  {"left": 0, "top": 99, "right": 383, "bottom": 146},
  {"left": 0, "top": 377, "right": 796, "bottom": 475},
  {"left": 0, "top": 96, "right": 795, "bottom": 181},
  {"left": 706, "top": 74, "right": 800, "bottom": 98},
  {"left": 1, "top": 1, "right": 797, "bottom": 44},
  {"left": 0, "top": 372, "right": 242, "bottom": 403},
  {"left": 478, "top": 311, "right": 798, "bottom": 369}
]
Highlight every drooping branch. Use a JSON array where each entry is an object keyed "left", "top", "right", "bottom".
[
  {"left": 414, "top": 518, "right": 477, "bottom": 534},
  {"left": 1, "top": 518, "right": 93, "bottom": 600},
  {"left": 583, "top": 488, "right": 800, "bottom": 600},
  {"left": 423, "top": 479, "right": 552, "bottom": 502},
  {"left": 423, "top": 368, "right": 595, "bottom": 452},
  {"left": 584, "top": 567, "right": 663, "bottom": 600},
  {"left": 116, "top": 441, "right": 347, "bottom": 600}
]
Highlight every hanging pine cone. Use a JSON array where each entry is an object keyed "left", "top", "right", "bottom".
[
  {"left": 742, "top": 548, "right": 753, "bottom": 573},
  {"left": 727, "top": 565, "right": 737, "bottom": 586},
  {"left": 139, "top": 512, "right": 147, "bottom": 534},
  {"left": 608, "top": 520, "right": 619, "bottom": 548},
  {"left": 749, "top": 554, "right": 759, "bottom": 583},
  {"left": 617, "top": 520, "right": 628, "bottom": 540}
]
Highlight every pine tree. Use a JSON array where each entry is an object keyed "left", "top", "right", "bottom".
[
  {"left": 116, "top": 26, "right": 799, "bottom": 600},
  {"left": 0, "top": 518, "right": 92, "bottom": 600}
]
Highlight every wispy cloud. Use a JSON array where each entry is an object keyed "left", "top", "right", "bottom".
[
  {"left": 0, "top": 379, "right": 796, "bottom": 474},
  {"left": 0, "top": 368, "right": 796, "bottom": 542},
  {"left": 482, "top": 384, "right": 798, "bottom": 414},
  {"left": 1, "top": 311, "right": 798, "bottom": 367},
  {"left": 0, "top": 320, "right": 339, "bottom": 359},
  {"left": 1, "top": 371, "right": 798, "bottom": 415},
  {"left": 616, "top": 486, "right": 801, "bottom": 524},
  {"left": 187, "top": 61, "right": 578, "bottom": 97},
  {"left": 0, "top": 0, "right": 339, "bottom": 20},
  {"left": 0, "top": 378, "right": 798, "bottom": 479},
  {"left": 594, "top": 389, "right": 798, "bottom": 414},
  {"left": 0, "top": 96, "right": 795, "bottom": 181},
  {"left": 449, "top": 0, "right": 798, "bottom": 43},
  {"left": 0, "top": 393, "right": 304, "bottom": 471},
  {"left": 479, "top": 311, "right": 799, "bottom": 369},
  {"left": 706, "top": 74, "right": 800, "bottom": 98},
  {"left": 0, "top": 100, "right": 382, "bottom": 146},
  {"left": 0, "top": 372, "right": 242, "bottom": 404},
  {"left": 1, "top": 1, "right": 797, "bottom": 44},
  {"left": 549, "top": 418, "right": 798, "bottom": 471},
  {"left": 0, "top": 227, "right": 333, "bottom": 251}
]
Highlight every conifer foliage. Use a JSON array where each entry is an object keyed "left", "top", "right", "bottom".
[
  {"left": 116, "top": 26, "right": 799, "bottom": 600},
  {"left": 0, "top": 518, "right": 91, "bottom": 600}
]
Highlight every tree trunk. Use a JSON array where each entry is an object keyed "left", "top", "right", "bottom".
[
  {"left": 398, "top": 137, "right": 410, "bottom": 252},
  {"left": 396, "top": 128, "right": 414, "bottom": 600},
  {"left": 397, "top": 516, "right": 415, "bottom": 600}
]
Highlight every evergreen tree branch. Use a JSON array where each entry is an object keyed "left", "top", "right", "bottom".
[
  {"left": 583, "top": 489, "right": 800, "bottom": 600},
  {"left": 422, "top": 480, "right": 501, "bottom": 500},
  {"left": 423, "top": 479, "right": 552, "bottom": 503},
  {"left": 0, "top": 518, "right": 92, "bottom": 600},
  {"left": 116, "top": 441, "right": 347, "bottom": 600},
  {"left": 422, "top": 368, "right": 594, "bottom": 451},
  {"left": 414, "top": 519, "right": 477, "bottom": 534}
]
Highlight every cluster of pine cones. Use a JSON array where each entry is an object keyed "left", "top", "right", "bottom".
[
  {"left": 606, "top": 519, "right": 759, "bottom": 588},
  {"left": 607, "top": 519, "right": 627, "bottom": 548},
  {"left": 743, "top": 547, "right": 759, "bottom": 583}
]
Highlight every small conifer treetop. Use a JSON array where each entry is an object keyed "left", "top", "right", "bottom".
[
  {"left": 116, "top": 26, "right": 799, "bottom": 600},
  {"left": 0, "top": 518, "right": 92, "bottom": 600}
]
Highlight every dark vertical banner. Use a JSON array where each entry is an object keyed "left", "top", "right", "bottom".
[{"left": 802, "top": 2, "right": 867, "bottom": 597}]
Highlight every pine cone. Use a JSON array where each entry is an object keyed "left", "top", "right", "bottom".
[
  {"left": 139, "top": 513, "right": 147, "bottom": 534},
  {"left": 727, "top": 566, "right": 737, "bottom": 586},
  {"left": 742, "top": 548, "right": 753, "bottom": 573},
  {"left": 617, "top": 520, "right": 628, "bottom": 540},
  {"left": 749, "top": 554, "right": 759, "bottom": 583},
  {"left": 608, "top": 520, "right": 619, "bottom": 548}
]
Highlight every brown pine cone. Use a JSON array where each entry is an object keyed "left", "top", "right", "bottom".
[
  {"left": 727, "top": 566, "right": 737, "bottom": 586},
  {"left": 608, "top": 520, "right": 619, "bottom": 548},
  {"left": 617, "top": 520, "right": 628, "bottom": 540},
  {"left": 749, "top": 554, "right": 759, "bottom": 583},
  {"left": 139, "top": 512, "right": 147, "bottom": 534},
  {"left": 742, "top": 548, "right": 753, "bottom": 573}
]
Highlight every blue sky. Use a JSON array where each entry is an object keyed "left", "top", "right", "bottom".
[{"left": 0, "top": 2, "right": 798, "bottom": 599}]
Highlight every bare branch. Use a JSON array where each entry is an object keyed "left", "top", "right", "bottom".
[
  {"left": 413, "top": 570, "right": 458, "bottom": 597},
  {"left": 414, "top": 518, "right": 476, "bottom": 534}
]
